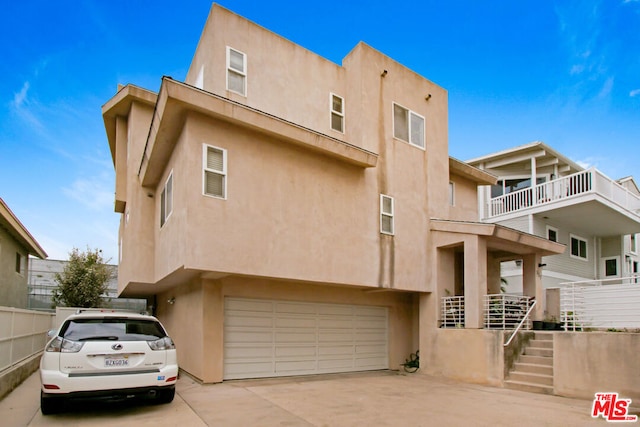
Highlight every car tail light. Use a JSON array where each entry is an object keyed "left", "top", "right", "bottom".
[
  {"left": 45, "top": 336, "right": 84, "bottom": 353},
  {"left": 147, "top": 336, "right": 176, "bottom": 351}
]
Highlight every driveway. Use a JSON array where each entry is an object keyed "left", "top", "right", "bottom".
[{"left": 1, "top": 370, "right": 613, "bottom": 426}]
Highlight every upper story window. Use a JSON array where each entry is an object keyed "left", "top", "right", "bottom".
[
  {"left": 547, "top": 226, "right": 558, "bottom": 242},
  {"left": 380, "top": 194, "right": 394, "bottom": 235},
  {"left": 631, "top": 234, "right": 637, "bottom": 254},
  {"left": 204, "top": 144, "right": 227, "bottom": 199},
  {"left": 330, "top": 93, "right": 344, "bottom": 133},
  {"left": 160, "top": 172, "right": 173, "bottom": 227},
  {"left": 226, "top": 47, "right": 246, "bottom": 96},
  {"left": 393, "top": 103, "right": 424, "bottom": 149},
  {"left": 570, "top": 234, "right": 587, "bottom": 260}
]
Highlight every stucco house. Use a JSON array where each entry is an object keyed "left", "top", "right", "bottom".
[
  {"left": 102, "top": 4, "right": 565, "bottom": 385},
  {"left": 0, "top": 198, "right": 47, "bottom": 309},
  {"left": 467, "top": 141, "right": 640, "bottom": 293}
]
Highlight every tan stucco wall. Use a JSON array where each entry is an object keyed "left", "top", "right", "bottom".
[
  {"left": 554, "top": 332, "right": 640, "bottom": 401},
  {"left": 156, "top": 276, "right": 416, "bottom": 383},
  {"left": 421, "top": 327, "right": 504, "bottom": 387}
]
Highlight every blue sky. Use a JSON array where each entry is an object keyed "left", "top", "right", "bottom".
[{"left": 1, "top": 0, "right": 639, "bottom": 262}]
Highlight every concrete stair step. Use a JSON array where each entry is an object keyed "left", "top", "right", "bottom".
[
  {"left": 505, "top": 379, "right": 554, "bottom": 395},
  {"left": 529, "top": 339, "right": 553, "bottom": 349},
  {"left": 513, "top": 362, "right": 553, "bottom": 376},
  {"left": 524, "top": 347, "right": 553, "bottom": 357},
  {"left": 519, "top": 355, "right": 553, "bottom": 366},
  {"left": 508, "top": 371, "right": 554, "bottom": 386}
]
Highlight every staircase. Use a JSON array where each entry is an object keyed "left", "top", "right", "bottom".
[{"left": 505, "top": 331, "right": 554, "bottom": 394}]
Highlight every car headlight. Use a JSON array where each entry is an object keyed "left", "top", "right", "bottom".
[
  {"left": 45, "top": 336, "right": 84, "bottom": 353},
  {"left": 147, "top": 336, "right": 176, "bottom": 351}
]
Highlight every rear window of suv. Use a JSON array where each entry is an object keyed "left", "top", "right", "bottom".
[{"left": 60, "top": 318, "right": 167, "bottom": 342}]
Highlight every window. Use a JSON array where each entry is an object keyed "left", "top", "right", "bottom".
[
  {"left": 570, "top": 234, "right": 587, "bottom": 260},
  {"left": 330, "top": 93, "right": 344, "bottom": 132},
  {"left": 204, "top": 145, "right": 227, "bottom": 199},
  {"left": 602, "top": 256, "right": 619, "bottom": 277},
  {"left": 547, "top": 226, "right": 558, "bottom": 242},
  {"left": 226, "top": 47, "right": 246, "bottom": 96},
  {"left": 15, "top": 252, "right": 25, "bottom": 275},
  {"left": 160, "top": 172, "right": 173, "bottom": 227},
  {"left": 449, "top": 182, "right": 455, "bottom": 206},
  {"left": 380, "top": 195, "right": 394, "bottom": 235},
  {"left": 393, "top": 103, "right": 424, "bottom": 148},
  {"left": 631, "top": 234, "right": 637, "bottom": 254}
]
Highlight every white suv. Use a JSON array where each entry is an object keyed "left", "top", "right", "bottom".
[{"left": 40, "top": 310, "right": 178, "bottom": 414}]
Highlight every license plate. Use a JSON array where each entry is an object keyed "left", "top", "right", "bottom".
[{"left": 105, "top": 357, "right": 129, "bottom": 367}]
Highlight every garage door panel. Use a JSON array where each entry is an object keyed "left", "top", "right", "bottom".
[
  {"left": 275, "top": 302, "right": 316, "bottom": 315},
  {"left": 356, "top": 356, "right": 387, "bottom": 368},
  {"left": 225, "top": 361, "right": 273, "bottom": 376},
  {"left": 224, "top": 298, "right": 388, "bottom": 380},
  {"left": 317, "top": 305, "right": 354, "bottom": 316},
  {"left": 226, "top": 315, "right": 274, "bottom": 328},
  {"left": 225, "top": 330, "right": 273, "bottom": 343},
  {"left": 318, "top": 331, "right": 354, "bottom": 342},
  {"left": 275, "top": 360, "right": 317, "bottom": 373},
  {"left": 318, "top": 317, "right": 354, "bottom": 328},
  {"left": 225, "top": 345, "right": 273, "bottom": 359},
  {"left": 275, "top": 331, "right": 316, "bottom": 343},
  {"left": 275, "top": 345, "right": 317, "bottom": 357},
  {"left": 226, "top": 299, "right": 273, "bottom": 313},
  {"left": 275, "top": 316, "right": 316, "bottom": 328}
]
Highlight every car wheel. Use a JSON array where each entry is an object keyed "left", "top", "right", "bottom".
[
  {"left": 157, "top": 387, "right": 175, "bottom": 404},
  {"left": 40, "top": 391, "right": 60, "bottom": 415}
]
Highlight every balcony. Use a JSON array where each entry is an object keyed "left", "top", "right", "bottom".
[{"left": 482, "top": 169, "right": 640, "bottom": 236}]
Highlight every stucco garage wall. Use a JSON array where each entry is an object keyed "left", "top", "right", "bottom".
[
  {"left": 157, "top": 276, "right": 417, "bottom": 383},
  {"left": 554, "top": 332, "right": 640, "bottom": 401},
  {"left": 423, "top": 329, "right": 504, "bottom": 387}
]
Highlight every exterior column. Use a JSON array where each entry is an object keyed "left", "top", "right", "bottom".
[
  {"left": 464, "top": 236, "right": 487, "bottom": 329},
  {"left": 522, "top": 253, "right": 544, "bottom": 321},
  {"left": 202, "top": 279, "right": 224, "bottom": 383}
]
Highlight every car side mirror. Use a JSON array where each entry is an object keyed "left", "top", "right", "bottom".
[{"left": 46, "top": 329, "right": 57, "bottom": 338}]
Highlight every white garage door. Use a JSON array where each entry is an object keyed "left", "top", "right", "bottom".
[{"left": 223, "top": 298, "right": 388, "bottom": 380}]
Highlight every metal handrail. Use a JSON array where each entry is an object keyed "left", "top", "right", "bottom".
[{"left": 504, "top": 300, "right": 537, "bottom": 347}]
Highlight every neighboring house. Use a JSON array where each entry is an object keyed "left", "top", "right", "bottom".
[
  {"left": 27, "top": 258, "right": 146, "bottom": 312},
  {"left": 467, "top": 141, "right": 640, "bottom": 293},
  {"left": 0, "top": 198, "right": 47, "bottom": 309},
  {"left": 102, "top": 5, "right": 563, "bottom": 384}
]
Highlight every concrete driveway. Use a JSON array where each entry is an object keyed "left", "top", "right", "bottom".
[{"left": 0, "top": 370, "right": 614, "bottom": 426}]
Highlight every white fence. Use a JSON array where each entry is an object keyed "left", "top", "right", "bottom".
[
  {"left": 0, "top": 306, "right": 55, "bottom": 373},
  {"left": 559, "top": 278, "right": 640, "bottom": 330}
]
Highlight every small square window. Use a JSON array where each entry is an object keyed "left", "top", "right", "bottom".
[
  {"left": 604, "top": 258, "right": 618, "bottom": 277},
  {"left": 547, "top": 226, "right": 558, "bottom": 242},
  {"left": 393, "top": 103, "right": 424, "bottom": 149},
  {"left": 380, "top": 194, "right": 394, "bottom": 235}
]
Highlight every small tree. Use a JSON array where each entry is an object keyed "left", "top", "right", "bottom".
[{"left": 52, "top": 247, "right": 114, "bottom": 308}]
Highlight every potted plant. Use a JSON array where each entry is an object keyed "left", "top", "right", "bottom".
[{"left": 543, "top": 315, "right": 558, "bottom": 330}]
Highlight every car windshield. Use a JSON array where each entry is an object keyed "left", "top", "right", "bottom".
[{"left": 60, "top": 318, "right": 166, "bottom": 342}]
